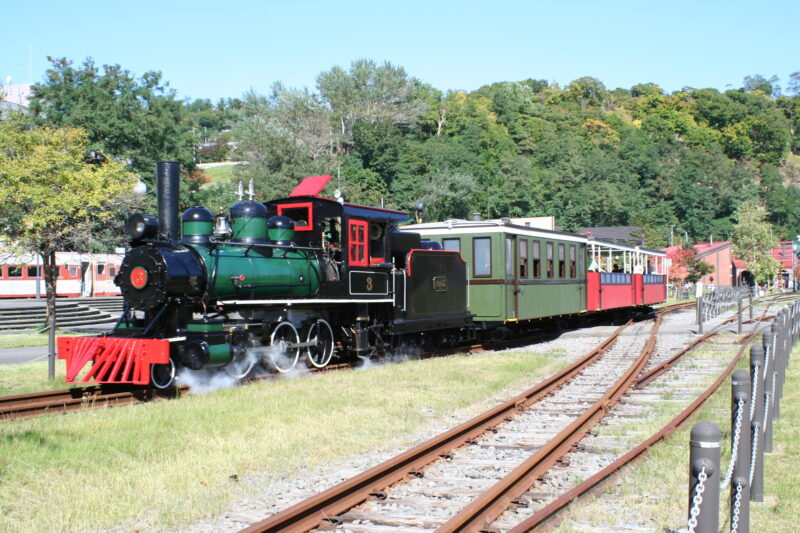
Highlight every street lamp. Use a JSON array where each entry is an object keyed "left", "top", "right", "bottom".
[{"left": 133, "top": 178, "right": 147, "bottom": 196}]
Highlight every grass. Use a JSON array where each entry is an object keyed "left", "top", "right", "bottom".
[
  {"left": 201, "top": 164, "right": 237, "bottom": 183},
  {"left": 551, "top": 339, "right": 800, "bottom": 532},
  {"left": 0, "top": 347, "right": 568, "bottom": 532},
  {"left": 0, "top": 329, "right": 89, "bottom": 350},
  {"left": 0, "top": 359, "right": 77, "bottom": 396}
]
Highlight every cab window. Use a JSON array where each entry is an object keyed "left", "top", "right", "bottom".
[{"left": 347, "top": 219, "right": 368, "bottom": 266}]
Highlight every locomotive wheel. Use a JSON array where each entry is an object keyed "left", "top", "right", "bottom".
[
  {"left": 305, "top": 318, "right": 335, "bottom": 368},
  {"left": 151, "top": 358, "right": 177, "bottom": 389},
  {"left": 269, "top": 321, "right": 300, "bottom": 373},
  {"left": 225, "top": 345, "right": 255, "bottom": 380}
]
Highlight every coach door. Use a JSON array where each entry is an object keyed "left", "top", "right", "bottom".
[{"left": 505, "top": 235, "right": 519, "bottom": 320}]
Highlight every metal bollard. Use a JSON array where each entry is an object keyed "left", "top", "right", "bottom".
[
  {"left": 738, "top": 297, "right": 743, "bottom": 335},
  {"left": 749, "top": 344, "right": 765, "bottom": 502},
  {"left": 730, "top": 369, "right": 751, "bottom": 533},
  {"left": 775, "top": 312, "right": 785, "bottom": 417},
  {"left": 697, "top": 298, "right": 704, "bottom": 334},
  {"left": 688, "top": 422, "right": 720, "bottom": 533},
  {"left": 764, "top": 326, "right": 777, "bottom": 453}
]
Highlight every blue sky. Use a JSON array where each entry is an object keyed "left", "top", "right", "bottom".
[{"left": 3, "top": 0, "right": 799, "bottom": 101}]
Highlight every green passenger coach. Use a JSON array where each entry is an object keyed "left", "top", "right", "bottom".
[{"left": 402, "top": 219, "right": 588, "bottom": 325}]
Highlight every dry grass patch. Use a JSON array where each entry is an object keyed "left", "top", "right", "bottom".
[{"left": 0, "top": 347, "right": 568, "bottom": 532}]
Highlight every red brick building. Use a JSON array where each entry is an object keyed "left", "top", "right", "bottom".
[
  {"left": 664, "top": 241, "right": 799, "bottom": 287},
  {"left": 663, "top": 241, "right": 735, "bottom": 287}
]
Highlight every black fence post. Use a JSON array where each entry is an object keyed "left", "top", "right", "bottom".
[
  {"left": 688, "top": 422, "right": 720, "bottom": 533},
  {"left": 738, "top": 297, "right": 743, "bottom": 335},
  {"left": 764, "top": 326, "right": 777, "bottom": 454},
  {"left": 749, "top": 344, "right": 765, "bottom": 502},
  {"left": 697, "top": 297, "right": 704, "bottom": 334},
  {"left": 730, "top": 369, "right": 751, "bottom": 533}
]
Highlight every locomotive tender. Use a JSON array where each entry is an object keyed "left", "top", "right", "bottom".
[
  {"left": 58, "top": 162, "right": 471, "bottom": 388},
  {"left": 58, "top": 162, "right": 667, "bottom": 389}
]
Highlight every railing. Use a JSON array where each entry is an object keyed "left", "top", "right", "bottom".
[
  {"left": 686, "top": 299, "right": 798, "bottom": 533},
  {"left": 697, "top": 287, "right": 753, "bottom": 333}
]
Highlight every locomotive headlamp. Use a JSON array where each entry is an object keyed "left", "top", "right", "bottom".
[{"left": 125, "top": 213, "right": 159, "bottom": 241}]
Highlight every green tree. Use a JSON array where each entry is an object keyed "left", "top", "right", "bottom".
[
  {"left": 228, "top": 87, "right": 334, "bottom": 198},
  {"left": 742, "top": 74, "right": 780, "bottom": 97},
  {"left": 316, "top": 59, "right": 426, "bottom": 152},
  {"left": 0, "top": 116, "right": 134, "bottom": 369},
  {"left": 28, "top": 57, "right": 195, "bottom": 180},
  {"left": 565, "top": 77, "right": 608, "bottom": 110},
  {"left": 732, "top": 201, "right": 781, "bottom": 284}
]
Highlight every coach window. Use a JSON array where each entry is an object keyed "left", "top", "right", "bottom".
[
  {"left": 505, "top": 237, "right": 514, "bottom": 277},
  {"left": 8, "top": 265, "right": 22, "bottom": 278},
  {"left": 27, "top": 266, "right": 39, "bottom": 278},
  {"left": 69, "top": 266, "right": 78, "bottom": 278},
  {"left": 558, "top": 244, "right": 566, "bottom": 278},
  {"left": 97, "top": 264, "right": 105, "bottom": 275},
  {"left": 109, "top": 266, "right": 117, "bottom": 277},
  {"left": 532, "top": 241, "right": 541, "bottom": 278},
  {"left": 569, "top": 245, "right": 577, "bottom": 278},
  {"left": 546, "top": 243, "right": 554, "bottom": 278},
  {"left": 519, "top": 239, "right": 528, "bottom": 278},
  {"left": 442, "top": 238, "right": 461, "bottom": 253},
  {"left": 473, "top": 237, "right": 492, "bottom": 277}
]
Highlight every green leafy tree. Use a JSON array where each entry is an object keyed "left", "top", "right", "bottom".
[
  {"left": 28, "top": 57, "right": 195, "bottom": 180},
  {"left": 316, "top": 59, "right": 426, "bottom": 152},
  {"left": 0, "top": 115, "right": 134, "bottom": 333},
  {"left": 228, "top": 87, "right": 334, "bottom": 197},
  {"left": 416, "top": 169, "right": 477, "bottom": 222},
  {"left": 732, "top": 201, "right": 781, "bottom": 284},
  {"left": 742, "top": 74, "right": 780, "bottom": 97},
  {"left": 565, "top": 77, "right": 608, "bottom": 110}
]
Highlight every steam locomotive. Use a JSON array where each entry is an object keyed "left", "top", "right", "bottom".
[
  {"left": 58, "top": 162, "right": 667, "bottom": 389},
  {"left": 58, "top": 162, "right": 472, "bottom": 388}
]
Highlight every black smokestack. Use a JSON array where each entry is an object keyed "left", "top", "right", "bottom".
[{"left": 156, "top": 161, "right": 180, "bottom": 241}]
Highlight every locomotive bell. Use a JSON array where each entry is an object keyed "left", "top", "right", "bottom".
[{"left": 213, "top": 213, "right": 232, "bottom": 238}]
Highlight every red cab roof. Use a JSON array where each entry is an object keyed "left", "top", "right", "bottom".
[{"left": 290, "top": 175, "right": 331, "bottom": 197}]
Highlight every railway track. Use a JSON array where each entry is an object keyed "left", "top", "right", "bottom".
[
  {"left": 231, "top": 300, "right": 780, "bottom": 533},
  {"left": 0, "top": 363, "right": 353, "bottom": 421},
  {"left": 0, "top": 304, "right": 687, "bottom": 422},
  {"left": 0, "top": 383, "right": 181, "bottom": 420},
  {"left": 236, "top": 312, "right": 672, "bottom": 532}
]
